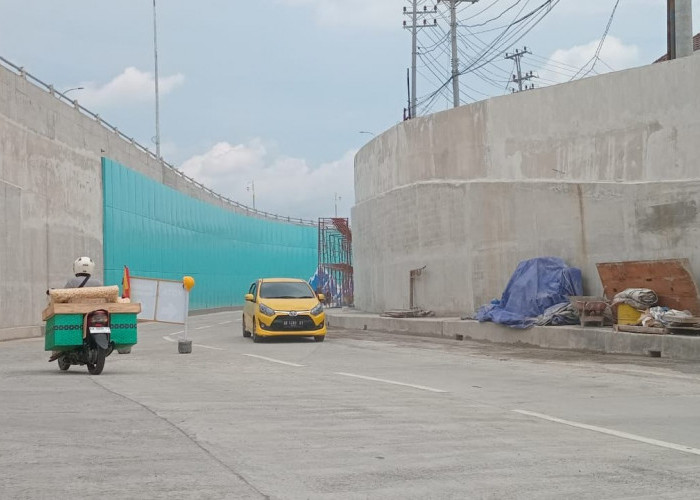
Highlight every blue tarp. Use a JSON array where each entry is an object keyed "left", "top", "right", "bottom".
[{"left": 475, "top": 257, "right": 583, "bottom": 329}]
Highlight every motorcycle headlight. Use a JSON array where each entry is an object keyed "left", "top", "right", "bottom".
[
  {"left": 310, "top": 303, "right": 323, "bottom": 316},
  {"left": 258, "top": 303, "right": 275, "bottom": 316}
]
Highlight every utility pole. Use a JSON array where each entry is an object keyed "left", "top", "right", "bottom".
[
  {"left": 403, "top": 2, "right": 437, "bottom": 119},
  {"left": 505, "top": 47, "right": 535, "bottom": 92},
  {"left": 667, "top": 0, "right": 694, "bottom": 59},
  {"left": 405, "top": 68, "right": 411, "bottom": 120},
  {"left": 439, "top": 0, "right": 478, "bottom": 108},
  {"left": 152, "top": 0, "right": 161, "bottom": 160}
]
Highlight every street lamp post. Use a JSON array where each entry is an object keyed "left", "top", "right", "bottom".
[
  {"left": 152, "top": 0, "right": 161, "bottom": 160},
  {"left": 62, "top": 86, "right": 84, "bottom": 96},
  {"left": 246, "top": 181, "right": 256, "bottom": 210},
  {"left": 334, "top": 192, "right": 342, "bottom": 217}
]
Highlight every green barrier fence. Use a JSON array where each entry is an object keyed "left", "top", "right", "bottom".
[{"left": 102, "top": 158, "right": 317, "bottom": 310}]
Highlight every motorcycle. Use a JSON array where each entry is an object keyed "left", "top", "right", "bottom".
[{"left": 49, "top": 309, "right": 113, "bottom": 375}]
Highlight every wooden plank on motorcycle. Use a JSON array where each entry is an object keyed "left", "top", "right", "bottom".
[{"left": 42, "top": 302, "right": 142, "bottom": 321}]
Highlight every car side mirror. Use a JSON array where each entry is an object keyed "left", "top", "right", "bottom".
[
  {"left": 244, "top": 293, "right": 255, "bottom": 302},
  {"left": 317, "top": 293, "right": 325, "bottom": 302}
]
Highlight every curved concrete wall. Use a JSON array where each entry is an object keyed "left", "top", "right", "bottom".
[
  {"left": 0, "top": 64, "right": 314, "bottom": 340},
  {"left": 353, "top": 55, "right": 700, "bottom": 315}
]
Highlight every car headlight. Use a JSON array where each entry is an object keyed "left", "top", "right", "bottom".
[
  {"left": 259, "top": 303, "right": 275, "bottom": 316},
  {"left": 310, "top": 303, "right": 323, "bottom": 316}
]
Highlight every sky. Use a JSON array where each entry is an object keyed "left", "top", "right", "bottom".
[{"left": 0, "top": 0, "right": 697, "bottom": 220}]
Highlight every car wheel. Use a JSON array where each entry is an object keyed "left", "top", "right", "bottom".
[
  {"left": 314, "top": 335, "right": 325, "bottom": 342},
  {"left": 252, "top": 318, "right": 263, "bottom": 343},
  {"left": 242, "top": 316, "right": 251, "bottom": 337}
]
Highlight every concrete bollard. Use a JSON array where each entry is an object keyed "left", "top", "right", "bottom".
[{"left": 178, "top": 339, "right": 192, "bottom": 354}]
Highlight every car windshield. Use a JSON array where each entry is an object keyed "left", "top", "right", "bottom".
[{"left": 260, "top": 282, "right": 315, "bottom": 299}]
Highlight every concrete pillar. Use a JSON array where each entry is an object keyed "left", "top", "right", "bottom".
[{"left": 668, "top": 0, "right": 694, "bottom": 59}]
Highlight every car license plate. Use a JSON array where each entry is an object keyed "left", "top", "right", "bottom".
[
  {"left": 283, "top": 320, "right": 299, "bottom": 327},
  {"left": 89, "top": 327, "right": 111, "bottom": 334}
]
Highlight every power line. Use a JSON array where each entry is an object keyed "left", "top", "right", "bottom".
[
  {"left": 464, "top": 0, "right": 529, "bottom": 28},
  {"left": 570, "top": 0, "right": 621, "bottom": 80},
  {"left": 410, "top": 0, "right": 573, "bottom": 111},
  {"left": 417, "top": 0, "right": 561, "bottom": 107}
]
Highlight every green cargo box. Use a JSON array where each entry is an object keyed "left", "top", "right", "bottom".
[
  {"left": 45, "top": 312, "right": 138, "bottom": 351},
  {"left": 110, "top": 313, "right": 138, "bottom": 347}
]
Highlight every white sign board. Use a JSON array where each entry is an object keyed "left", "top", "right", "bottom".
[
  {"left": 130, "top": 277, "right": 187, "bottom": 324},
  {"left": 130, "top": 278, "right": 158, "bottom": 321},
  {"left": 155, "top": 280, "right": 187, "bottom": 324}
]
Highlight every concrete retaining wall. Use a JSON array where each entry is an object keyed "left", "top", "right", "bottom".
[
  {"left": 353, "top": 55, "right": 700, "bottom": 315},
  {"left": 0, "top": 64, "right": 307, "bottom": 341}
]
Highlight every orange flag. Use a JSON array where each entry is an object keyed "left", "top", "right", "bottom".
[{"left": 122, "top": 265, "right": 131, "bottom": 298}]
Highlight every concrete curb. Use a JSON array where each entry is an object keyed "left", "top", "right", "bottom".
[
  {"left": 326, "top": 311, "right": 700, "bottom": 361},
  {"left": 0, "top": 326, "right": 42, "bottom": 343}
]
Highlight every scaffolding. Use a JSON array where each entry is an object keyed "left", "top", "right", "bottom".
[{"left": 317, "top": 218, "right": 353, "bottom": 308}]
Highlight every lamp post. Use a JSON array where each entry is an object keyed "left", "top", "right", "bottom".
[
  {"left": 62, "top": 86, "right": 84, "bottom": 96},
  {"left": 152, "top": 0, "right": 161, "bottom": 160},
  {"left": 246, "top": 180, "right": 256, "bottom": 210},
  {"left": 334, "top": 192, "right": 342, "bottom": 217}
]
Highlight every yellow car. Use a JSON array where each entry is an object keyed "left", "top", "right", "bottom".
[{"left": 242, "top": 278, "right": 327, "bottom": 343}]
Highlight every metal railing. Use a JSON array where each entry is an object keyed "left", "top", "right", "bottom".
[{"left": 0, "top": 55, "right": 316, "bottom": 227}]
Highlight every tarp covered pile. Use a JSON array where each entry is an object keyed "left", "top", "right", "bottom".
[
  {"left": 611, "top": 288, "right": 658, "bottom": 310},
  {"left": 475, "top": 257, "right": 583, "bottom": 329}
]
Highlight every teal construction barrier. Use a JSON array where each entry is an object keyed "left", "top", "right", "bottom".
[{"left": 102, "top": 158, "right": 317, "bottom": 310}]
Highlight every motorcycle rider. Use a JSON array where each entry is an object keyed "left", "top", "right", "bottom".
[{"left": 64, "top": 256, "right": 103, "bottom": 288}]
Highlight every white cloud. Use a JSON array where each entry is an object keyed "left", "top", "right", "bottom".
[
  {"left": 72, "top": 67, "right": 184, "bottom": 108},
  {"left": 277, "top": 0, "right": 399, "bottom": 29},
  {"left": 179, "top": 140, "right": 355, "bottom": 221},
  {"left": 538, "top": 36, "right": 642, "bottom": 84}
]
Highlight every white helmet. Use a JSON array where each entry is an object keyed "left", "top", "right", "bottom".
[{"left": 73, "top": 256, "right": 95, "bottom": 276}]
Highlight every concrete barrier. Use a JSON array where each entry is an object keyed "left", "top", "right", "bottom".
[
  {"left": 0, "top": 326, "right": 42, "bottom": 343},
  {"left": 326, "top": 310, "right": 700, "bottom": 361}
]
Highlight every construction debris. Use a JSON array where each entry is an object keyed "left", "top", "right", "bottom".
[
  {"left": 611, "top": 288, "right": 658, "bottom": 310},
  {"left": 568, "top": 296, "right": 608, "bottom": 327},
  {"left": 596, "top": 259, "right": 700, "bottom": 314},
  {"left": 381, "top": 309, "right": 435, "bottom": 318}
]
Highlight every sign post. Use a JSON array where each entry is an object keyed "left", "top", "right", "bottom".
[{"left": 178, "top": 276, "right": 195, "bottom": 354}]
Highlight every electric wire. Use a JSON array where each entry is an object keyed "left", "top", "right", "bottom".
[
  {"left": 463, "top": 0, "right": 529, "bottom": 28},
  {"left": 418, "top": 0, "right": 550, "bottom": 104},
  {"left": 569, "top": 0, "right": 621, "bottom": 80},
  {"left": 411, "top": 0, "right": 564, "bottom": 112}
]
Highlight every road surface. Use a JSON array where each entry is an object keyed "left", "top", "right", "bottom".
[{"left": 2, "top": 311, "right": 700, "bottom": 499}]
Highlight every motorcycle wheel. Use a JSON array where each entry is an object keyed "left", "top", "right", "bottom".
[
  {"left": 58, "top": 357, "right": 70, "bottom": 371},
  {"left": 87, "top": 348, "right": 106, "bottom": 375}
]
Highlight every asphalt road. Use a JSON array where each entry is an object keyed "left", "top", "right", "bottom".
[{"left": 2, "top": 311, "right": 700, "bottom": 499}]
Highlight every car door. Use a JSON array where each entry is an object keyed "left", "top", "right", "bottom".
[{"left": 243, "top": 281, "right": 258, "bottom": 330}]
